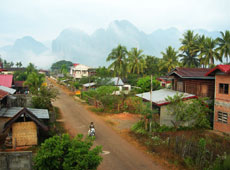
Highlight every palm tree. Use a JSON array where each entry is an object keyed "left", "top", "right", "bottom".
[
  {"left": 179, "top": 30, "right": 199, "bottom": 67},
  {"left": 217, "top": 30, "right": 230, "bottom": 63},
  {"left": 24, "top": 72, "right": 45, "bottom": 94},
  {"left": 106, "top": 44, "right": 128, "bottom": 84},
  {"left": 200, "top": 37, "right": 221, "bottom": 66},
  {"left": 160, "top": 46, "right": 179, "bottom": 73},
  {"left": 26, "top": 63, "right": 37, "bottom": 75},
  {"left": 127, "top": 48, "right": 146, "bottom": 74},
  {"left": 195, "top": 35, "right": 207, "bottom": 67}
]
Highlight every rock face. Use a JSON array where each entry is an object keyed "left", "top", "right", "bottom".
[
  {"left": 52, "top": 20, "right": 220, "bottom": 66},
  {"left": 0, "top": 20, "right": 221, "bottom": 67},
  {"left": 0, "top": 36, "right": 48, "bottom": 62}
]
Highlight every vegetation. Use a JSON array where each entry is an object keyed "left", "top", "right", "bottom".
[
  {"left": 165, "top": 93, "right": 211, "bottom": 129},
  {"left": 33, "top": 134, "right": 102, "bottom": 170},
  {"left": 32, "top": 86, "right": 58, "bottom": 109},
  {"left": 51, "top": 60, "right": 73, "bottom": 72},
  {"left": 136, "top": 76, "right": 161, "bottom": 93}
]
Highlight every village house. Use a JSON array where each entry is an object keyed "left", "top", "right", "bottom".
[
  {"left": 205, "top": 65, "right": 230, "bottom": 133},
  {"left": 0, "top": 74, "right": 13, "bottom": 88},
  {"left": 168, "top": 67, "right": 215, "bottom": 99},
  {"left": 70, "top": 63, "right": 96, "bottom": 79},
  {"left": 0, "top": 107, "right": 49, "bottom": 148},
  {"left": 157, "top": 76, "right": 172, "bottom": 88},
  {"left": 136, "top": 89, "right": 196, "bottom": 127},
  {"left": 0, "top": 68, "right": 26, "bottom": 75}
]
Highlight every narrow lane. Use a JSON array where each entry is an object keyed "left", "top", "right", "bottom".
[{"left": 52, "top": 83, "right": 163, "bottom": 170}]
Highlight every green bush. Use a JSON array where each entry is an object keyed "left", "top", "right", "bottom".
[
  {"left": 33, "top": 134, "right": 102, "bottom": 170},
  {"left": 131, "top": 121, "right": 146, "bottom": 135}
]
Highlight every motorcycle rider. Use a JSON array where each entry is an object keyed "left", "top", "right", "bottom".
[{"left": 88, "top": 122, "right": 95, "bottom": 136}]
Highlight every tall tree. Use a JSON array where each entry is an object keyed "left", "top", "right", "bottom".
[
  {"left": 195, "top": 35, "right": 207, "bottom": 67},
  {"left": 201, "top": 37, "right": 221, "bottom": 66},
  {"left": 160, "top": 46, "right": 179, "bottom": 73},
  {"left": 127, "top": 48, "right": 146, "bottom": 74},
  {"left": 24, "top": 72, "right": 45, "bottom": 94},
  {"left": 26, "top": 63, "right": 37, "bottom": 75},
  {"left": 179, "top": 30, "right": 199, "bottom": 67},
  {"left": 217, "top": 30, "right": 230, "bottom": 63},
  {"left": 144, "top": 56, "right": 164, "bottom": 76},
  {"left": 106, "top": 44, "right": 128, "bottom": 84}
]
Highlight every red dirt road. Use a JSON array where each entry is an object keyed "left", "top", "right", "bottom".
[{"left": 52, "top": 83, "right": 163, "bottom": 170}]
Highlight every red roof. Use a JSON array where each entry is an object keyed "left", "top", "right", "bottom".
[
  {"left": 73, "top": 63, "right": 79, "bottom": 67},
  {"left": 14, "top": 81, "right": 25, "bottom": 87},
  {"left": 205, "top": 65, "right": 230, "bottom": 76},
  {"left": 0, "top": 89, "right": 9, "bottom": 100},
  {"left": 0, "top": 74, "right": 13, "bottom": 87},
  {"left": 169, "top": 68, "right": 213, "bottom": 78}
]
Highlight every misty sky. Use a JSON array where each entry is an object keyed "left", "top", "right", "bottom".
[{"left": 0, "top": 0, "right": 230, "bottom": 46}]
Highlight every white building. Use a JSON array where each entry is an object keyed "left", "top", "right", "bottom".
[{"left": 70, "top": 63, "right": 95, "bottom": 79}]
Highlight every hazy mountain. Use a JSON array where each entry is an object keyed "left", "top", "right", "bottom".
[
  {"left": 52, "top": 20, "right": 221, "bottom": 66},
  {"left": 0, "top": 20, "right": 222, "bottom": 68},
  {"left": 0, "top": 36, "right": 48, "bottom": 61}
]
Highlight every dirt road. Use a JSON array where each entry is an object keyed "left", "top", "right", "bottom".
[{"left": 52, "top": 83, "right": 163, "bottom": 170}]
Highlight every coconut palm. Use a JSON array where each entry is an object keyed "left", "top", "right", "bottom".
[
  {"left": 127, "top": 48, "right": 146, "bottom": 74},
  {"left": 200, "top": 37, "right": 221, "bottom": 66},
  {"left": 217, "top": 30, "right": 230, "bottom": 63},
  {"left": 179, "top": 30, "right": 199, "bottom": 67},
  {"left": 106, "top": 44, "right": 128, "bottom": 84},
  {"left": 24, "top": 72, "right": 45, "bottom": 94},
  {"left": 160, "top": 46, "right": 179, "bottom": 73}
]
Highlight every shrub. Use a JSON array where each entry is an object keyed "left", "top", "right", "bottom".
[{"left": 33, "top": 134, "right": 102, "bottom": 170}]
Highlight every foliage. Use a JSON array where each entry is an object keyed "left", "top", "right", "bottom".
[
  {"left": 13, "top": 71, "right": 27, "bottom": 81},
  {"left": 136, "top": 76, "right": 161, "bottom": 93},
  {"left": 51, "top": 60, "right": 73, "bottom": 72},
  {"left": 24, "top": 72, "right": 45, "bottom": 94},
  {"left": 33, "top": 134, "right": 102, "bottom": 170},
  {"left": 166, "top": 93, "right": 211, "bottom": 129},
  {"left": 216, "top": 30, "right": 230, "bottom": 63},
  {"left": 160, "top": 46, "right": 180, "bottom": 73},
  {"left": 127, "top": 47, "right": 146, "bottom": 74},
  {"left": 123, "top": 73, "right": 140, "bottom": 86},
  {"left": 32, "top": 86, "right": 58, "bottom": 109},
  {"left": 95, "top": 66, "right": 112, "bottom": 78},
  {"left": 144, "top": 55, "right": 165, "bottom": 76},
  {"left": 61, "top": 64, "right": 68, "bottom": 75},
  {"left": 26, "top": 63, "right": 37, "bottom": 75},
  {"left": 131, "top": 121, "right": 146, "bottom": 135},
  {"left": 106, "top": 44, "right": 128, "bottom": 79}
]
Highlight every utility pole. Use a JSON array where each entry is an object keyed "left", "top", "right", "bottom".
[{"left": 149, "top": 75, "right": 153, "bottom": 132}]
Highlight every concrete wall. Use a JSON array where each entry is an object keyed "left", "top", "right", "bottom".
[
  {"left": 214, "top": 74, "right": 230, "bottom": 133},
  {"left": 0, "top": 151, "right": 32, "bottom": 170}
]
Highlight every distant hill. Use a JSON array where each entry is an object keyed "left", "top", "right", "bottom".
[
  {"left": 0, "top": 36, "right": 48, "bottom": 62},
  {"left": 52, "top": 20, "right": 221, "bottom": 66},
  {"left": 0, "top": 20, "right": 222, "bottom": 68}
]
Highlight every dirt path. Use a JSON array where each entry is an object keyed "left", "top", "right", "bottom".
[{"left": 51, "top": 81, "right": 163, "bottom": 170}]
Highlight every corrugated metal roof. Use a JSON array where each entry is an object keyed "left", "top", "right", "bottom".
[
  {"left": 0, "top": 107, "right": 49, "bottom": 119},
  {"left": 110, "top": 77, "right": 124, "bottom": 86},
  {"left": 0, "top": 86, "right": 16, "bottom": 94},
  {"left": 83, "top": 82, "right": 96, "bottom": 87},
  {"left": 0, "top": 90, "right": 8, "bottom": 100},
  {"left": 0, "top": 74, "right": 13, "bottom": 87},
  {"left": 136, "top": 89, "right": 196, "bottom": 106},
  {"left": 169, "top": 68, "right": 213, "bottom": 78}
]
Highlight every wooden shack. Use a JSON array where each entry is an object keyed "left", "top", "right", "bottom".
[
  {"left": 2, "top": 108, "right": 48, "bottom": 147},
  {"left": 168, "top": 68, "right": 215, "bottom": 99}
]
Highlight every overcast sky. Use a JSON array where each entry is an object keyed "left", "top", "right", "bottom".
[{"left": 0, "top": 0, "right": 230, "bottom": 45}]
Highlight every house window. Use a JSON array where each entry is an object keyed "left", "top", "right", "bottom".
[
  {"left": 219, "top": 83, "right": 229, "bottom": 94},
  {"left": 218, "top": 111, "right": 228, "bottom": 124}
]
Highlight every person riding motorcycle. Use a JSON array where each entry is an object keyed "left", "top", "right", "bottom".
[{"left": 88, "top": 122, "right": 96, "bottom": 136}]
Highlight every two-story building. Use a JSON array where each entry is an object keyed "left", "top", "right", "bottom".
[
  {"left": 205, "top": 65, "right": 230, "bottom": 133},
  {"left": 70, "top": 63, "right": 96, "bottom": 79},
  {"left": 168, "top": 67, "right": 215, "bottom": 99}
]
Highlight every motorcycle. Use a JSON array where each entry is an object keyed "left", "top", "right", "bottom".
[{"left": 88, "top": 128, "right": 96, "bottom": 137}]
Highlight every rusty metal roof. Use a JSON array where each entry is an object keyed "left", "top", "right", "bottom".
[{"left": 169, "top": 67, "right": 214, "bottom": 79}]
